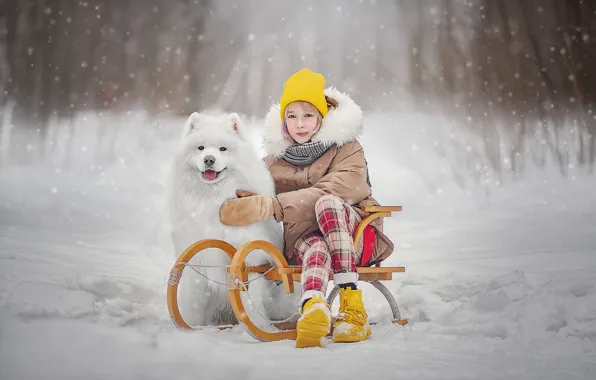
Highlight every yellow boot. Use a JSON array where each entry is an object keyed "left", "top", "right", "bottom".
[
  {"left": 295, "top": 293, "right": 331, "bottom": 348},
  {"left": 332, "top": 287, "right": 371, "bottom": 343}
]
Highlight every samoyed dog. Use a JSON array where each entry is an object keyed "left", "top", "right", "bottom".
[{"left": 167, "top": 111, "right": 297, "bottom": 327}]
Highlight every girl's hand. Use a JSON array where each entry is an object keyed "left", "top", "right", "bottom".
[
  {"left": 235, "top": 189, "right": 256, "bottom": 198},
  {"left": 219, "top": 190, "right": 274, "bottom": 226}
]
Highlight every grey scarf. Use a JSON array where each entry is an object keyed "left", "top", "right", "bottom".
[
  {"left": 282, "top": 140, "right": 372, "bottom": 187},
  {"left": 283, "top": 140, "right": 331, "bottom": 166}
]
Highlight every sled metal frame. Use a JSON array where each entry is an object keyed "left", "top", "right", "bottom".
[{"left": 167, "top": 205, "right": 406, "bottom": 341}]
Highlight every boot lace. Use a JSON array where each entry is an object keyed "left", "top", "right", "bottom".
[{"left": 337, "top": 305, "right": 367, "bottom": 327}]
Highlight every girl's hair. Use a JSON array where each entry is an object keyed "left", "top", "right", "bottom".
[{"left": 281, "top": 96, "right": 337, "bottom": 138}]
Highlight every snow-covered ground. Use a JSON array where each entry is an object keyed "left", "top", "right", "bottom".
[{"left": 1, "top": 111, "right": 595, "bottom": 380}]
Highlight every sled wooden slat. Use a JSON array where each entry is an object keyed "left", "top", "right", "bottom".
[
  {"left": 243, "top": 265, "right": 405, "bottom": 282},
  {"left": 359, "top": 205, "right": 403, "bottom": 213},
  {"left": 245, "top": 266, "right": 406, "bottom": 274},
  {"left": 260, "top": 271, "right": 393, "bottom": 281}
]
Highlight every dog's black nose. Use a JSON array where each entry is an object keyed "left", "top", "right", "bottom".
[{"left": 204, "top": 155, "right": 216, "bottom": 166}]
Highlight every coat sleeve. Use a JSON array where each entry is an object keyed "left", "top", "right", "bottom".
[{"left": 272, "top": 142, "right": 371, "bottom": 223}]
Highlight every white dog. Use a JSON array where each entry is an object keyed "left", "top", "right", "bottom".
[{"left": 167, "top": 111, "right": 295, "bottom": 327}]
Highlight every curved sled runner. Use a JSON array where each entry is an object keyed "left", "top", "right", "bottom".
[
  {"left": 167, "top": 239, "right": 238, "bottom": 329},
  {"left": 167, "top": 205, "right": 407, "bottom": 341}
]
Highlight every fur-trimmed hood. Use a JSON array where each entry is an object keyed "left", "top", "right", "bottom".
[{"left": 263, "top": 87, "right": 364, "bottom": 157}]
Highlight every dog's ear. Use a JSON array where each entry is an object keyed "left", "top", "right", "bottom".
[
  {"left": 228, "top": 113, "right": 243, "bottom": 135},
  {"left": 183, "top": 112, "right": 203, "bottom": 137}
]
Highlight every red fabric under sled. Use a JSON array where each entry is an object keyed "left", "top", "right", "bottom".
[{"left": 360, "top": 225, "right": 376, "bottom": 267}]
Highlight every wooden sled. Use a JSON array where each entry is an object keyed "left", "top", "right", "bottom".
[{"left": 167, "top": 205, "right": 406, "bottom": 342}]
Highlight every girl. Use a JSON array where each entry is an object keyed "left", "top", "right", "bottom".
[{"left": 219, "top": 68, "right": 394, "bottom": 348}]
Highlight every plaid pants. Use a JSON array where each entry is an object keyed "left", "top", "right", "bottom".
[{"left": 293, "top": 194, "right": 364, "bottom": 297}]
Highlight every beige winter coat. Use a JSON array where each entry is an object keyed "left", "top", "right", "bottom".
[{"left": 263, "top": 87, "right": 395, "bottom": 265}]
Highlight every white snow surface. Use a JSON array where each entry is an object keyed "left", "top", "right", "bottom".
[{"left": 1, "top": 111, "right": 595, "bottom": 380}]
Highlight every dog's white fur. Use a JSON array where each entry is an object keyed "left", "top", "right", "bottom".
[{"left": 166, "top": 111, "right": 291, "bottom": 326}]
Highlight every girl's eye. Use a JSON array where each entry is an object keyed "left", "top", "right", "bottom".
[
  {"left": 198, "top": 146, "right": 204, "bottom": 150},
  {"left": 287, "top": 114, "right": 296, "bottom": 118},
  {"left": 220, "top": 147, "right": 227, "bottom": 152},
  {"left": 304, "top": 114, "right": 313, "bottom": 118}
]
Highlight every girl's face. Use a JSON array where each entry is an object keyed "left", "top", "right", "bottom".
[{"left": 284, "top": 101, "right": 322, "bottom": 144}]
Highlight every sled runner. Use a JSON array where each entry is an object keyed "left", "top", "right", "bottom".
[{"left": 166, "top": 205, "right": 407, "bottom": 342}]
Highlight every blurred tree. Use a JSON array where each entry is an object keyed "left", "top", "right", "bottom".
[
  {"left": 0, "top": 0, "right": 594, "bottom": 172},
  {"left": 404, "top": 0, "right": 596, "bottom": 174}
]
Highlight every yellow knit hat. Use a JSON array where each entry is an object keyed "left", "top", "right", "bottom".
[{"left": 279, "top": 68, "right": 328, "bottom": 119}]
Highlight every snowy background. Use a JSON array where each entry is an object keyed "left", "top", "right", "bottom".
[
  {"left": 1, "top": 1, "right": 596, "bottom": 379},
  {"left": 1, "top": 110, "right": 594, "bottom": 380}
]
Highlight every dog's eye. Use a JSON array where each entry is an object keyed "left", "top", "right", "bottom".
[
  {"left": 219, "top": 147, "right": 227, "bottom": 152},
  {"left": 198, "top": 146, "right": 204, "bottom": 150}
]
